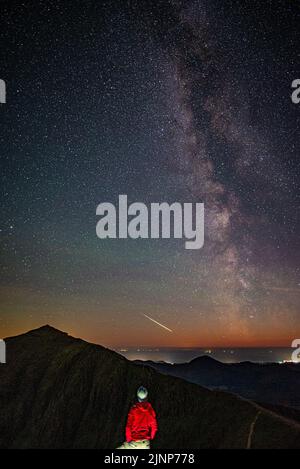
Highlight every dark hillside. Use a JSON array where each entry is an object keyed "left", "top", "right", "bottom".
[{"left": 0, "top": 326, "right": 299, "bottom": 449}]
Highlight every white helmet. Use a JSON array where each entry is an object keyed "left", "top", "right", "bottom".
[{"left": 137, "top": 386, "right": 148, "bottom": 402}]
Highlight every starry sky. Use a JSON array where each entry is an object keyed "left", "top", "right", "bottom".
[{"left": 1, "top": 0, "right": 299, "bottom": 347}]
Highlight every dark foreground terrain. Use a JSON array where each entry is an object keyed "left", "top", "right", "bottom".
[{"left": 0, "top": 326, "right": 300, "bottom": 449}]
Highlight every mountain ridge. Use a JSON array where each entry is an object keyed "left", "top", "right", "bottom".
[
  {"left": 0, "top": 326, "right": 300, "bottom": 449},
  {"left": 134, "top": 355, "right": 300, "bottom": 410}
]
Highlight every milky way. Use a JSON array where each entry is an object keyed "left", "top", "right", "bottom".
[{"left": 0, "top": 0, "right": 299, "bottom": 346}]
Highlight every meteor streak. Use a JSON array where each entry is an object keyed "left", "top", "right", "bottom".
[{"left": 142, "top": 314, "right": 173, "bottom": 333}]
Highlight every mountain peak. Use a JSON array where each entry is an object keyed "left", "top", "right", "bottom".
[
  {"left": 25, "top": 324, "right": 69, "bottom": 338},
  {"left": 34, "top": 324, "right": 60, "bottom": 331},
  {"left": 189, "top": 355, "right": 224, "bottom": 367}
]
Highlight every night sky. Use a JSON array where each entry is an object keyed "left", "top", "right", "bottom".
[{"left": 1, "top": 0, "right": 299, "bottom": 347}]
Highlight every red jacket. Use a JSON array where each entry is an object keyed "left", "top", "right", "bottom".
[{"left": 125, "top": 401, "right": 158, "bottom": 442}]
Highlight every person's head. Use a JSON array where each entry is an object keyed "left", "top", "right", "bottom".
[{"left": 137, "top": 386, "right": 148, "bottom": 402}]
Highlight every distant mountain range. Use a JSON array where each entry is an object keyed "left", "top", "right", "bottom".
[
  {"left": 0, "top": 326, "right": 300, "bottom": 448},
  {"left": 134, "top": 355, "right": 300, "bottom": 411}
]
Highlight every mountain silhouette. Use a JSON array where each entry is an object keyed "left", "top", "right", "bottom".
[
  {"left": 0, "top": 326, "right": 300, "bottom": 448},
  {"left": 134, "top": 355, "right": 300, "bottom": 409}
]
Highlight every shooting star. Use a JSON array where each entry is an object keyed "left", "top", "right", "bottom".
[{"left": 142, "top": 313, "right": 173, "bottom": 333}]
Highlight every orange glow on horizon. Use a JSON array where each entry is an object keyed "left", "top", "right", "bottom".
[{"left": 1, "top": 321, "right": 295, "bottom": 349}]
